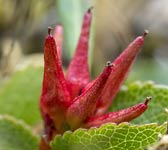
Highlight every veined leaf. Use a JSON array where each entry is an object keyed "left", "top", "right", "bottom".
[
  {"left": 0, "top": 115, "right": 39, "bottom": 150},
  {"left": 51, "top": 123, "right": 167, "bottom": 150},
  {"left": 110, "top": 81, "right": 168, "bottom": 124}
]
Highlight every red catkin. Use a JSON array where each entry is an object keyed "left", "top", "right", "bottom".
[{"left": 39, "top": 7, "right": 150, "bottom": 149}]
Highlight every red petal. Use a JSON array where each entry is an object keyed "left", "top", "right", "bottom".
[
  {"left": 53, "top": 25, "right": 63, "bottom": 62},
  {"left": 84, "top": 97, "right": 151, "bottom": 128},
  {"left": 66, "top": 8, "right": 92, "bottom": 99},
  {"left": 40, "top": 28, "right": 71, "bottom": 132},
  {"left": 96, "top": 31, "right": 148, "bottom": 115},
  {"left": 66, "top": 62, "right": 113, "bottom": 130}
]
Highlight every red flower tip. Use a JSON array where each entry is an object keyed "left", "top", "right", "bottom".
[
  {"left": 143, "top": 30, "right": 149, "bottom": 37},
  {"left": 88, "top": 6, "right": 94, "bottom": 13},
  {"left": 144, "top": 96, "right": 152, "bottom": 105},
  {"left": 106, "top": 61, "right": 115, "bottom": 67},
  {"left": 48, "top": 27, "right": 53, "bottom": 35}
]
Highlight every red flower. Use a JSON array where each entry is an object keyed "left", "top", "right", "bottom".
[{"left": 39, "top": 7, "right": 150, "bottom": 149}]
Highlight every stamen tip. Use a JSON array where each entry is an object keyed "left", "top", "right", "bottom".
[
  {"left": 144, "top": 96, "right": 152, "bottom": 105},
  {"left": 106, "top": 61, "right": 111, "bottom": 66},
  {"left": 143, "top": 30, "right": 149, "bottom": 37},
  {"left": 88, "top": 6, "right": 94, "bottom": 13},
  {"left": 106, "top": 61, "right": 115, "bottom": 67},
  {"left": 48, "top": 27, "right": 53, "bottom": 35}
]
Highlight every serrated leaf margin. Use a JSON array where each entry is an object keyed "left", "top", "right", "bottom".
[{"left": 51, "top": 122, "right": 167, "bottom": 150}]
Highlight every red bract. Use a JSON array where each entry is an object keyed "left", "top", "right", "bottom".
[{"left": 39, "top": 8, "right": 150, "bottom": 150}]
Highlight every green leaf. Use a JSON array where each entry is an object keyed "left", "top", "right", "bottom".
[
  {"left": 110, "top": 81, "right": 168, "bottom": 124},
  {"left": 51, "top": 123, "right": 167, "bottom": 150},
  {"left": 0, "top": 115, "right": 39, "bottom": 150},
  {"left": 0, "top": 66, "right": 43, "bottom": 125}
]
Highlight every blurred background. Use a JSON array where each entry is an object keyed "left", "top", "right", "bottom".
[{"left": 0, "top": 0, "right": 168, "bottom": 84}]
